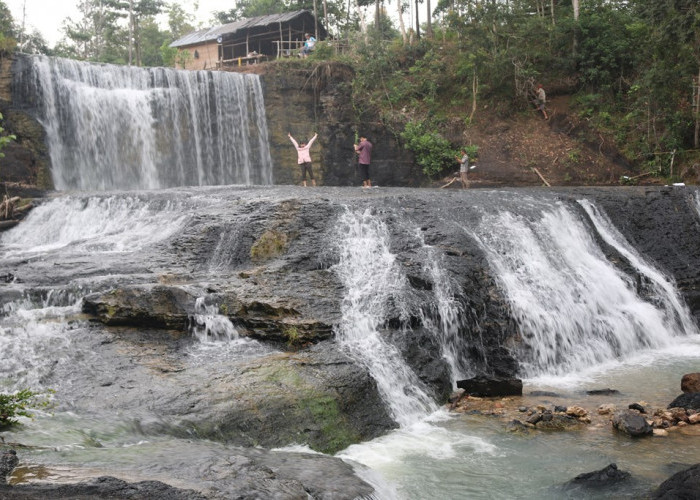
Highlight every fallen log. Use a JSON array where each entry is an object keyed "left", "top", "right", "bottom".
[{"left": 0, "top": 220, "right": 19, "bottom": 231}]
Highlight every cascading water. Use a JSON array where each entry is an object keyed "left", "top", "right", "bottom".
[
  {"left": 1, "top": 195, "right": 190, "bottom": 257},
  {"left": 471, "top": 202, "right": 696, "bottom": 378},
  {"left": 578, "top": 199, "right": 699, "bottom": 338},
  {"left": 190, "top": 297, "right": 239, "bottom": 343},
  {"left": 333, "top": 209, "right": 438, "bottom": 426},
  {"left": 13, "top": 55, "right": 273, "bottom": 191},
  {"left": 416, "top": 237, "right": 471, "bottom": 385}
]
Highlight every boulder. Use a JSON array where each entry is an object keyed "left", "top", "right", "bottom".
[
  {"left": 681, "top": 373, "right": 700, "bottom": 393},
  {"left": 456, "top": 376, "right": 523, "bottom": 397},
  {"left": 587, "top": 388, "right": 620, "bottom": 396},
  {"left": 652, "top": 463, "right": 700, "bottom": 499},
  {"left": 612, "top": 411, "right": 653, "bottom": 437},
  {"left": 0, "top": 476, "right": 206, "bottom": 499},
  {"left": 0, "top": 450, "right": 18, "bottom": 484},
  {"left": 565, "top": 463, "right": 631, "bottom": 489},
  {"left": 668, "top": 393, "right": 700, "bottom": 411}
]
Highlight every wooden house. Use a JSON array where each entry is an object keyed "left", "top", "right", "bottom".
[{"left": 169, "top": 10, "right": 328, "bottom": 70}]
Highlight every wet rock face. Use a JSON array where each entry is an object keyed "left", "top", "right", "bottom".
[
  {"left": 0, "top": 55, "right": 52, "bottom": 189},
  {"left": 652, "top": 463, "right": 700, "bottom": 499},
  {"left": 260, "top": 63, "right": 421, "bottom": 187},
  {"left": 612, "top": 411, "right": 653, "bottom": 437}
]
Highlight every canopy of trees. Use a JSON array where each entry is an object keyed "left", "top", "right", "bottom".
[{"left": 1, "top": 0, "right": 699, "bottom": 179}]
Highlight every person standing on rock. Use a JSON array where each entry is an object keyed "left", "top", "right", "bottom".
[
  {"left": 288, "top": 132, "right": 318, "bottom": 187},
  {"left": 456, "top": 149, "right": 470, "bottom": 188},
  {"left": 354, "top": 136, "right": 373, "bottom": 188}
]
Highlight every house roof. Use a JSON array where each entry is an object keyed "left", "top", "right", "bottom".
[{"left": 170, "top": 10, "right": 326, "bottom": 48}]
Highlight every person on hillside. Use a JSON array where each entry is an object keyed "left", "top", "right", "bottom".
[
  {"left": 288, "top": 132, "right": 318, "bottom": 186},
  {"left": 535, "top": 84, "right": 548, "bottom": 120},
  {"left": 457, "top": 149, "right": 470, "bottom": 188},
  {"left": 354, "top": 136, "right": 373, "bottom": 187},
  {"left": 300, "top": 33, "right": 316, "bottom": 58}
]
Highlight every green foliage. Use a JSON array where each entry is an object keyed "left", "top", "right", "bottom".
[
  {"left": 400, "top": 121, "right": 457, "bottom": 178},
  {"left": 0, "top": 112, "right": 16, "bottom": 161},
  {"left": 0, "top": 389, "right": 53, "bottom": 428}
]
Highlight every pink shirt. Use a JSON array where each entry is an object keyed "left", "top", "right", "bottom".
[
  {"left": 289, "top": 134, "right": 318, "bottom": 164},
  {"left": 355, "top": 139, "right": 372, "bottom": 164}
]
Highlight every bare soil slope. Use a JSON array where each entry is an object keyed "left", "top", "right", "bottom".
[{"left": 440, "top": 95, "right": 636, "bottom": 189}]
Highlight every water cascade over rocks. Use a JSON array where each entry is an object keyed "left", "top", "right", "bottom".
[
  {"left": 13, "top": 55, "right": 273, "bottom": 190},
  {"left": 2, "top": 186, "right": 700, "bottom": 497},
  {"left": 471, "top": 197, "right": 698, "bottom": 378}
]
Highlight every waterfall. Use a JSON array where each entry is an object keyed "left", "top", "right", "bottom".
[
  {"left": 472, "top": 203, "right": 693, "bottom": 377},
  {"left": 1, "top": 195, "right": 190, "bottom": 257},
  {"left": 14, "top": 55, "right": 273, "bottom": 191},
  {"left": 333, "top": 209, "right": 438, "bottom": 426},
  {"left": 417, "top": 238, "right": 470, "bottom": 385},
  {"left": 190, "top": 297, "right": 239, "bottom": 343}
]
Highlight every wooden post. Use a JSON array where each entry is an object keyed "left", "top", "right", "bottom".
[
  {"left": 279, "top": 22, "right": 283, "bottom": 57},
  {"left": 532, "top": 167, "right": 551, "bottom": 186}
]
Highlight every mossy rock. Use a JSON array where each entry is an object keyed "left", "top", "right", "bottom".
[{"left": 250, "top": 230, "right": 288, "bottom": 262}]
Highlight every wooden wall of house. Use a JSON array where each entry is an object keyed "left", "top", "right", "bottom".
[{"left": 180, "top": 43, "right": 220, "bottom": 71}]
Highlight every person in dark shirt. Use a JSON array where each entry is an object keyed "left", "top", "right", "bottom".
[{"left": 354, "top": 136, "right": 373, "bottom": 187}]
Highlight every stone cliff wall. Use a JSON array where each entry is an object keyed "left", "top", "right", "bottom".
[
  {"left": 258, "top": 62, "right": 423, "bottom": 187},
  {"left": 0, "top": 53, "right": 52, "bottom": 190},
  {"left": 1, "top": 56, "right": 422, "bottom": 190}
]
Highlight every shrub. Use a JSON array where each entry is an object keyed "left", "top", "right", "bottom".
[
  {"left": 0, "top": 389, "right": 52, "bottom": 428},
  {"left": 400, "top": 121, "right": 457, "bottom": 178}
]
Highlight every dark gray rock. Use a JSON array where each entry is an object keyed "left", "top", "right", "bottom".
[
  {"left": 0, "top": 476, "right": 207, "bottom": 499},
  {"left": 668, "top": 393, "right": 700, "bottom": 410},
  {"left": 652, "top": 463, "right": 700, "bottom": 499},
  {"left": 566, "top": 463, "right": 631, "bottom": 488},
  {"left": 629, "top": 402, "right": 647, "bottom": 413},
  {"left": 456, "top": 376, "right": 523, "bottom": 397},
  {"left": 0, "top": 450, "right": 18, "bottom": 484},
  {"left": 587, "top": 388, "right": 620, "bottom": 396},
  {"left": 612, "top": 411, "right": 653, "bottom": 437}
]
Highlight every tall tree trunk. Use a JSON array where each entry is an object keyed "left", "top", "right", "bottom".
[
  {"left": 397, "top": 0, "right": 407, "bottom": 44},
  {"left": 426, "top": 0, "right": 432, "bottom": 38},
  {"left": 550, "top": 0, "right": 555, "bottom": 25},
  {"left": 322, "top": 0, "right": 328, "bottom": 36},
  {"left": 313, "top": 0, "right": 319, "bottom": 39},
  {"left": 128, "top": 0, "right": 134, "bottom": 66},
  {"left": 415, "top": 0, "right": 420, "bottom": 40},
  {"left": 356, "top": 0, "right": 367, "bottom": 36},
  {"left": 572, "top": 0, "right": 579, "bottom": 21},
  {"left": 375, "top": 0, "right": 380, "bottom": 33},
  {"left": 695, "top": 66, "right": 700, "bottom": 149}
]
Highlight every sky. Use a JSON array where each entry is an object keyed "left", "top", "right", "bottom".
[
  {"left": 4, "top": 0, "right": 427, "bottom": 47},
  {"left": 4, "top": 0, "right": 232, "bottom": 46}
]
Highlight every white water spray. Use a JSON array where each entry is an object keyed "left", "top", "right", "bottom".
[
  {"left": 190, "top": 297, "right": 239, "bottom": 343},
  {"left": 15, "top": 55, "right": 273, "bottom": 190},
  {"left": 472, "top": 204, "right": 690, "bottom": 377},
  {"left": 0, "top": 195, "right": 190, "bottom": 257},
  {"left": 333, "top": 210, "right": 438, "bottom": 426}
]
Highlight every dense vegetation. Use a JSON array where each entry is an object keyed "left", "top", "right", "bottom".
[{"left": 1, "top": 0, "right": 699, "bottom": 180}]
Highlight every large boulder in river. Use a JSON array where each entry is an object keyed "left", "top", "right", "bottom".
[
  {"left": 564, "top": 463, "right": 631, "bottom": 490},
  {"left": 612, "top": 411, "right": 653, "bottom": 437},
  {"left": 668, "top": 393, "right": 700, "bottom": 411},
  {"left": 457, "top": 376, "right": 523, "bottom": 397},
  {"left": 652, "top": 463, "right": 700, "bottom": 499},
  {"left": 681, "top": 373, "right": 700, "bottom": 393}
]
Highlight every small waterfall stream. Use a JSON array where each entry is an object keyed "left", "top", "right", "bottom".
[
  {"left": 333, "top": 209, "right": 438, "bottom": 426},
  {"left": 14, "top": 55, "right": 273, "bottom": 190},
  {"left": 472, "top": 201, "right": 696, "bottom": 378}
]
